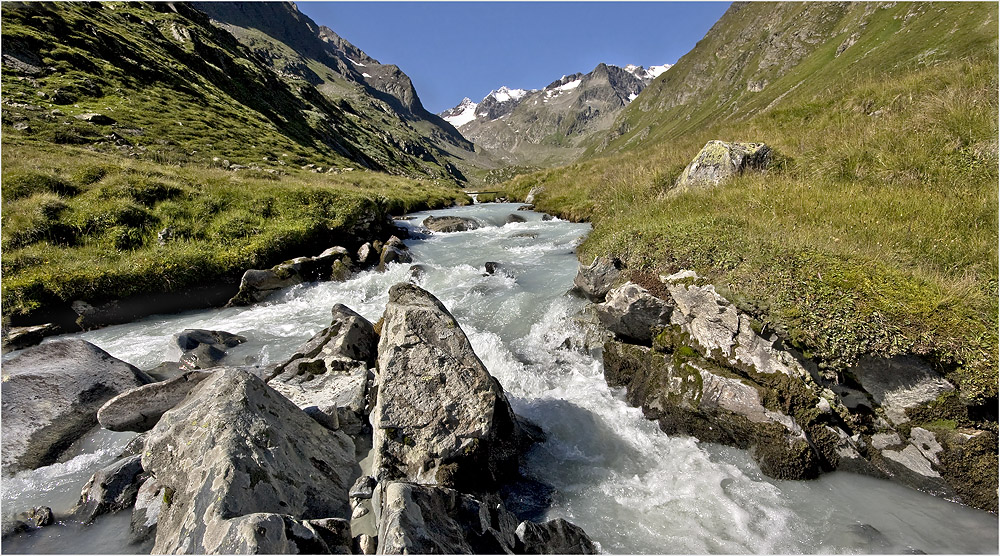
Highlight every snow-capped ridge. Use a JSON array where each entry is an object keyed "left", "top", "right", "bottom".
[
  {"left": 490, "top": 86, "right": 532, "bottom": 103},
  {"left": 441, "top": 97, "right": 479, "bottom": 128}
]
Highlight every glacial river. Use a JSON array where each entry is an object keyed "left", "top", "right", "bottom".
[{"left": 3, "top": 202, "right": 997, "bottom": 554}]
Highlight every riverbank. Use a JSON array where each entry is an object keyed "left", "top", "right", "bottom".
[
  {"left": 4, "top": 203, "right": 996, "bottom": 553},
  {"left": 1, "top": 143, "right": 470, "bottom": 331}
]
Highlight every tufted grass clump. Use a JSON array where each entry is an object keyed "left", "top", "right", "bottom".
[{"left": 1, "top": 143, "right": 469, "bottom": 321}]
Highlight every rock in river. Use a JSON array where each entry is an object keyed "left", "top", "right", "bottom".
[
  {"left": 142, "top": 369, "right": 357, "bottom": 554},
  {"left": 1, "top": 340, "right": 153, "bottom": 474},
  {"left": 372, "top": 283, "right": 525, "bottom": 491},
  {"left": 423, "top": 215, "right": 482, "bottom": 233}
]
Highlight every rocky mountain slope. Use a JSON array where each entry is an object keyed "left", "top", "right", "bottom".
[
  {"left": 0, "top": 1, "right": 489, "bottom": 181},
  {"left": 440, "top": 63, "right": 669, "bottom": 166}
]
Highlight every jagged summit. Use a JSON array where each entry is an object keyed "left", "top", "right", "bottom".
[{"left": 439, "top": 62, "right": 671, "bottom": 166}]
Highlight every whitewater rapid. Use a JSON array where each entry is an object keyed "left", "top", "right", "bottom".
[{"left": 3, "top": 203, "right": 996, "bottom": 554}]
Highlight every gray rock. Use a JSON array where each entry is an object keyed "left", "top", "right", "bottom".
[
  {"left": 524, "top": 186, "right": 544, "bottom": 204},
  {"left": 201, "top": 513, "right": 351, "bottom": 554},
  {"left": 268, "top": 304, "right": 377, "bottom": 435},
  {"left": 130, "top": 478, "right": 164, "bottom": 545},
  {"left": 375, "top": 482, "right": 515, "bottom": 554},
  {"left": 72, "top": 455, "right": 145, "bottom": 524},
  {"left": 357, "top": 242, "right": 379, "bottom": 268},
  {"left": 423, "top": 215, "right": 482, "bottom": 233},
  {"left": 1, "top": 340, "right": 153, "bottom": 474},
  {"left": 541, "top": 214, "right": 554, "bottom": 221},
  {"left": 2, "top": 323, "right": 60, "bottom": 354},
  {"left": 674, "top": 140, "right": 772, "bottom": 189},
  {"left": 2, "top": 507, "right": 54, "bottom": 539},
  {"left": 143, "top": 369, "right": 357, "bottom": 553},
  {"left": 663, "top": 270, "right": 809, "bottom": 378},
  {"left": 849, "top": 355, "right": 954, "bottom": 425},
  {"left": 515, "top": 518, "right": 598, "bottom": 554},
  {"left": 356, "top": 533, "right": 378, "bottom": 554},
  {"left": 595, "top": 282, "right": 673, "bottom": 343},
  {"left": 572, "top": 256, "right": 623, "bottom": 302},
  {"left": 485, "top": 262, "right": 502, "bottom": 275},
  {"left": 175, "top": 329, "right": 245, "bottom": 351},
  {"left": 378, "top": 243, "right": 412, "bottom": 270},
  {"left": 74, "top": 113, "right": 116, "bottom": 125},
  {"left": 227, "top": 267, "right": 302, "bottom": 306},
  {"left": 350, "top": 475, "right": 377, "bottom": 500},
  {"left": 506, "top": 213, "right": 527, "bottom": 224},
  {"left": 330, "top": 258, "right": 352, "bottom": 281},
  {"left": 98, "top": 370, "right": 214, "bottom": 432},
  {"left": 603, "top": 340, "right": 820, "bottom": 480},
  {"left": 372, "top": 283, "right": 525, "bottom": 490}
]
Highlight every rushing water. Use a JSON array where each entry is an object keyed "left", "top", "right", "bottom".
[{"left": 3, "top": 202, "right": 997, "bottom": 554}]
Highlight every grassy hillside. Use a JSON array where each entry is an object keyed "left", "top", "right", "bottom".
[
  {"left": 503, "top": 2, "right": 998, "bottom": 407},
  {"left": 0, "top": 2, "right": 475, "bottom": 326},
  {"left": 0, "top": 1, "right": 467, "bottom": 178},
  {"left": 1, "top": 141, "right": 467, "bottom": 325}
]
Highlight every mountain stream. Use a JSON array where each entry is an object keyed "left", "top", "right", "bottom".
[{"left": 3, "top": 203, "right": 997, "bottom": 554}]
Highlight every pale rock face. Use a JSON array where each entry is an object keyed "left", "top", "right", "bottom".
[
  {"left": 595, "top": 282, "right": 673, "bottom": 343},
  {"left": 371, "top": 283, "right": 523, "bottom": 491},
  {"left": 142, "top": 369, "right": 357, "bottom": 554},
  {"left": 2, "top": 340, "right": 153, "bottom": 474},
  {"left": 849, "top": 355, "right": 954, "bottom": 425}
]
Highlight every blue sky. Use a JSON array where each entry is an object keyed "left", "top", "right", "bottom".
[{"left": 298, "top": 2, "right": 731, "bottom": 113}]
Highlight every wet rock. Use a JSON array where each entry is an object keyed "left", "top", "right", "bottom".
[
  {"left": 143, "top": 369, "right": 357, "bottom": 553},
  {"left": 514, "top": 518, "right": 598, "bottom": 554},
  {"left": 485, "top": 262, "right": 502, "bottom": 275},
  {"left": 375, "top": 482, "right": 516, "bottom": 554},
  {"left": 674, "top": 140, "right": 772, "bottom": 189},
  {"left": 330, "top": 258, "right": 352, "bottom": 281},
  {"left": 378, "top": 238, "right": 412, "bottom": 270},
  {"left": 372, "top": 283, "right": 527, "bottom": 491},
  {"left": 98, "top": 370, "right": 214, "bottom": 432},
  {"left": 517, "top": 204, "right": 535, "bottom": 211},
  {"left": 603, "top": 339, "right": 821, "bottom": 480},
  {"left": 506, "top": 213, "right": 527, "bottom": 224},
  {"left": 1, "top": 323, "right": 60, "bottom": 354},
  {"left": 227, "top": 266, "right": 303, "bottom": 306},
  {"left": 267, "top": 303, "right": 377, "bottom": 429},
  {"left": 408, "top": 264, "right": 427, "bottom": 282},
  {"left": 423, "top": 215, "right": 482, "bottom": 233},
  {"left": 72, "top": 455, "right": 145, "bottom": 524},
  {"left": 2, "top": 507, "right": 54, "bottom": 538},
  {"left": 1, "top": 340, "right": 153, "bottom": 474},
  {"left": 176, "top": 329, "right": 245, "bottom": 370},
  {"left": 595, "top": 282, "right": 673, "bottom": 344},
  {"left": 848, "top": 355, "right": 954, "bottom": 425},
  {"left": 541, "top": 214, "right": 554, "bottom": 221},
  {"left": 572, "top": 256, "right": 623, "bottom": 302}
]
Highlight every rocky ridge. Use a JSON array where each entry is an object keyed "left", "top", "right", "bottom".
[{"left": 440, "top": 63, "right": 670, "bottom": 167}]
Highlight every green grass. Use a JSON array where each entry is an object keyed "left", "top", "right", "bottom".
[
  {"left": 502, "top": 4, "right": 998, "bottom": 405},
  {"left": 1, "top": 142, "right": 468, "bottom": 321}
]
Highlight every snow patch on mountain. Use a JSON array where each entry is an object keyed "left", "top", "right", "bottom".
[
  {"left": 625, "top": 63, "right": 672, "bottom": 80},
  {"left": 490, "top": 86, "right": 530, "bottom": 103},
  {"left": 442, "top": 97, "right": 479, "bottom": 128}
]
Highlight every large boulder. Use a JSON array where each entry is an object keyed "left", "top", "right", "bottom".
[
  {"left": 374, "top": 482, "right": 517, "bottom": 554},
  {"left": 674, "top": 140, "right": 771, "bottom": 189},
  {"left": 142, "top": 369, "right": 357, "bottom": 554},
  {"left": 423, "top": 215, "right": 482, "bottom": 233},
  {"left": 1, "top": 340, "right": 153, "bottom": 474},
  {"left": 98, "top": 370, "right": 214, "bottom": 432},
  {"left": 572, "top": 256, "right": 623, "bottom": 302},
  {"left": 372, "top": 283, "right": 525, "bottom": 491},
  {"left": 603, "top": 340, "right": 821, "bottom": 480},
  {"left": 595, "top": 282, "right": 673, "bottom": 344},
  {"left": 268, "top": 304, "right": 378, "bottom": 435}
]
